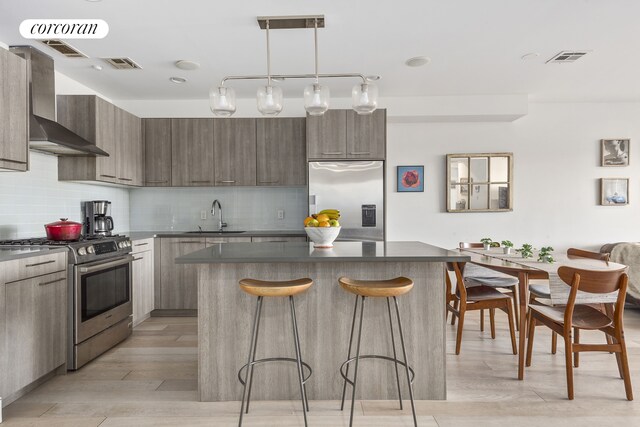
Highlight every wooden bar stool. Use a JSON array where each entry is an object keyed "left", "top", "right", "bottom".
[
  {"left": 237, "top": 278, "right": 313, "bottom": 427},
  {"left": 338, "top": 276, "right": 417, "bottom": 427}
]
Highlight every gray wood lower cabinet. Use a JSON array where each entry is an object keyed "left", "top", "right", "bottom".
[
  {"left": 132, "top": 238, "right": 155, "bottom": 325},
  {"left": 250, "top": 236, "right": 307, "bottom": 242},
  {"left": 2, "top": 269, "right": 66, "bottom": 400},
  {"left": 0, "top": 47, "right": 28, "bottom": 171},
  {"left": 156, "top": 237, "right": 251, "bottom": 310}
]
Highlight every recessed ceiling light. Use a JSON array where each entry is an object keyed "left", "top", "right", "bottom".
[
  {"left": 405, "top": 56, "right": 431, "bottom": 67},
  {"left": 521, "top": 52, "right": 540, "bottom": 61},
  {"left": 365, "top": 75, "right": 381, "bottom": 81},
  {"left": 169, "top": 77, "right": 187, "bottom": 84},
  {"left": 91, "top": 64, "right": 103, "bottom": 71},
  {"left": 175, "top": 60, "right": 200, "bottom": 71}
]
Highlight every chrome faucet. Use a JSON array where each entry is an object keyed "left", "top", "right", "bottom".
[{"left": 211, "top": 199, "right": 227, "bottom": 232}]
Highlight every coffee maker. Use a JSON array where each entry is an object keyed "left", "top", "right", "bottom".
[{"left": 84, "top": 200, "right": 114, "bottom": 236}]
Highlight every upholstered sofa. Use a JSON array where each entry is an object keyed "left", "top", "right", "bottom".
[{"left": 601, "top": 242, "right": 640, "bottom": 304}]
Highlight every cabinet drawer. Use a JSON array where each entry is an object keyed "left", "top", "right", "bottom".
[
  {"left": 205, "top": 237, "right": 252, "bottom": 245},
  {"left": 5, "top": 252, "right": 67, "bottom": 284},
  {"left": 131, "top": 238, "right": 154, "bottom": 254},
  {"left": 251, "top": 236, "right": 307, "bottom": 243}
]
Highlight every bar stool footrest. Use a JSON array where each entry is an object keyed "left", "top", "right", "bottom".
[
  {"left": 238, "top": 357, "right": 313, "bottom": 386},
  {"left": 339, "top": 355, "right": 415, "bottom": 387}
]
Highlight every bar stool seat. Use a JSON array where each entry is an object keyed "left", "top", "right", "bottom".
[
  {"left": 239, "top": 278, "right": 313, "bottom": 297},
  {"left": 238, "top": 277, "right": 313, "bottom": 427},
  {"left": 338, "top": 276, "right": 417, "bottom": 427},
  {"left": 339, "top": 276, "right": 413, "bottom": 297}
]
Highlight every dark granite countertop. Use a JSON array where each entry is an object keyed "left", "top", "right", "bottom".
[
  {"left": 127, "top": 230, "right": 306, "bottom": 241},
  {"left": 0, "top": 247, "right": 68, "bottom": 262},
  {"left": 176, "top": 241, "right": 469, "bottom": 264}
]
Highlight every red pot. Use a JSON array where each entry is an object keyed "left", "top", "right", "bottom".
[{"left": 45, "top": 218, "right": 83, "bottom": 241}]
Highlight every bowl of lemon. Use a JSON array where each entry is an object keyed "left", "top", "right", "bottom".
[{"left": 304, "top": 209, "right": 341, "bottom": 248}]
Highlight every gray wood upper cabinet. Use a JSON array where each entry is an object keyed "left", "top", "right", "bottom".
[
  {"left": 213, "top": 118, "right": 257, "bottom": 186},
  {"left": 256, "top": 118, "right": 306, "bottom": 186},
  {"left": 143, "top": 118, "right": 172, "bottom": 186},
  {"left": 307, "top": 109, "right": 386, "bottom": 160},
  {"left": 4, "top": 270, "right": 66, "bottom": 395},
  {"left": 346, "top": 109, "right": 386, "bottom": 159},
  {"left": 171, "top": 118, "right": 215, "bottom": 187},
  {"left": 306, "top": 110, "right": 347, "bottom": 159},
  {"left": 116, "top": 107, "right": 143, "bottom": 186},
  {"left": 0, "top": 48, "right": 29, "bottom": 171},
  {"left": 57, "top": 95, "right": 142, "bottom": 186}
]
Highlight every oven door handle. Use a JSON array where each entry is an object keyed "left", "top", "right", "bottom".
[{"left": 78, "top": 255, "right": 133, "bottom": 274}]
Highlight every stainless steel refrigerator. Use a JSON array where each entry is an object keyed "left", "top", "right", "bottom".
[{"left": 308, "top": 161, "right": 384, "bottom": 241}]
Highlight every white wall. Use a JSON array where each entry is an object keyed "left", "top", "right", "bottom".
[
  {"left": 386, "top": 101, "right": 640, "bottom": 251},
  {"left": 0, "top": 152, "right": 129, "bottom": 239}
]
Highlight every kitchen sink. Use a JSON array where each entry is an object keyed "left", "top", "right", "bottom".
[{"left": 186, "top": 230, "right": 246, "bottom": 234}]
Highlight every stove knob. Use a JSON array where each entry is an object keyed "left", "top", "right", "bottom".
[
  {"left": 87, "top": 245, "right": 95, "bottom": 254},
  {"left": 126, "top": 240, "right": 132, "bottom": 247},
  {"left": 78, "top": 247, "right": 87, "bottom": 256},
  {"left": 118, "top": 242, "right": 124, "bottom": 249}
]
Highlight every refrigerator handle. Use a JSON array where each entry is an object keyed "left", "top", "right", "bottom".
[{"left": 309, "top": 195, "right": 318, "bottom": 215}]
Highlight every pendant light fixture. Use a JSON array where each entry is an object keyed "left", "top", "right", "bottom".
[
  {"left": 303, "top": 19, "right": 329, "bottom": 116},
  {"left": 210, "top": 15, "right": 378, "bottom": 117}
]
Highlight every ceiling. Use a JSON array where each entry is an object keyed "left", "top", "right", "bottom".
[{"left": 1, "top": 0, "right": 640, "bottom": 102}]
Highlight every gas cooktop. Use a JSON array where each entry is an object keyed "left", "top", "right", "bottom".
[{"left": 0, "top": 234, "right": 132, "bottom": 264}]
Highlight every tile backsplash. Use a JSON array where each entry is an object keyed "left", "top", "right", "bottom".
[
  {"left": 0, "top": 152, "right": 130, "bottom": 239},
  {"left": 129, "top": 186, "right": 307, "bottom": 232}
]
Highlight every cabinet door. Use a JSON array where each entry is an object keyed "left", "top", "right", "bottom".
[
  {"left": 143, "top": 119, "right": 172, "bottom": 186},
  {"left": 95, "top": 97, "right": 118, "bottom": 182},
  {"left": 4, "top": 271, "right": 66, "bottom": 393},
  {"left": 205, "top": 237, "right": 252, "bottom": 245},
  {"left": 346, "top": 109, "right": 386, "bottom": 159},
  {"left": 132, "top": 249, "right": 154, "bottom": 325},
  {"left": 0, "top": 48, "right": 28, "bottom": 171},
  {"left": 115, "top": 108, "right": 140, "bottom": 185},
  {"left": 214, "top": 118, "right": 256, "bottom": 186},
  {"left": 306, "top": 110, "right": 347, "bottom": 159},
  {"left": 171, "top": 119, "right": 215, "bottom": 187},
  {"left": 130, "top": 113, "right": 143, "bottom": 186},
  {"left": 256, "top": 118, "right": 306, "bottom": 186},
  {"left": 159, "top": 238, "right": 205, "bottom": 309}
]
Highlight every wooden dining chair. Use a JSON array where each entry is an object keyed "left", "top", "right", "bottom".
[
  {"left": 529, "top": 248, "right": 612, "bottom": 357},
  {"left": 458, "top": 242, "right": 520, "bottom": 330},
  {"left": 526, "top": 265, "right": 632, "bottom": 400},
  {"left": 445, "top": 262, "right": 517, "bottom": 355}
]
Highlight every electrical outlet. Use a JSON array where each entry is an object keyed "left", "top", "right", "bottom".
[
  {"left": 200, "top": 211, "right": 207, "bottom": 220},
  {"left": 277, "top": 209, "right": 285, "bottom": 220}
]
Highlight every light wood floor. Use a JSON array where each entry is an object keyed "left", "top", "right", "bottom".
[{"left": 3, "top": 308, "right": 640, "bottom": 426}]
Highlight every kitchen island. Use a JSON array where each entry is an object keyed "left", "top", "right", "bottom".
[{"left": 176, "top": 241, "right": 469, "bottom": 402}]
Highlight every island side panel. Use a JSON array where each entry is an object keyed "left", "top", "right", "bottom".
[{"left": 198, "top": 261, "right": 445, "bottom": 401}]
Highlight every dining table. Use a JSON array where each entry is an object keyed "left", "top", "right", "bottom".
[{"left": 457, "top": 247, "right": 624, "bottom": 380}]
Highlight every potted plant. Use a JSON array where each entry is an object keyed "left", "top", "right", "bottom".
[
  {"left": 501, "top": 240, "right": 514, "bottom": 254},
  {"left": 538, "top": 246, "right": 555, "bottom": 263},
  {"left": 480, "top": 237, "right": 493, "bottom": 250},
  {"left": 516, "top": 243, "right": 534, "bottom": 259}
]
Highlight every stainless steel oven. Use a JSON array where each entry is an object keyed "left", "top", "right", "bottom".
[{"left": 74, "top": 255, "right": 133, "bottom": 343}]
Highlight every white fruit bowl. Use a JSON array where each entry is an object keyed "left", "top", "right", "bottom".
[{"left": 305, "top": 226, "right": 341, "bottom": 248}]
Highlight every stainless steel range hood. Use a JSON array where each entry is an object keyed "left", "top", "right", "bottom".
[{"left": 9, "top": 46, "right": 108, "bottom": 157}]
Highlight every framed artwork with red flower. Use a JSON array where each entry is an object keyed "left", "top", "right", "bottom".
[{"left": 397, "top": 165, "right": 424, "bottom": 192}]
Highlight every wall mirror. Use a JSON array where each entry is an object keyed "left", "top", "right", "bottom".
[{"left": 446, "top": 153, "right": 513, "bottom": 212}]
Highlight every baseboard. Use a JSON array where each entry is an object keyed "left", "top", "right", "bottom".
[
  {"left": 1, "top": 364, "right": 64, "bottom": 407},
  {"left": 150, "top": 309, "right": 197, "bottom": 317}
]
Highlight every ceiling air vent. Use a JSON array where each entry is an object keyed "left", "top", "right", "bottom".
[
  {"left": 39, "top": 39, "right": 87, "bottom": 58},
  {"left": 102, "top": 57, "right": 142, "bottom": 70},
  {"left": 546, "top": 50, "right": 590, "bottom": 63}
]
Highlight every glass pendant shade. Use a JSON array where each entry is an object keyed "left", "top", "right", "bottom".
[
  {"left": 303, "top": 83, "right": 330, "bottom": 116},
  {"left": 210, "top": 86, "right": 236, "bottom": 117},
  {"left": 256, "top": 85, "right": 283, "bottom": 116},
  {"left": 351, "top": 82, "right": 378, "bottom": 115}
]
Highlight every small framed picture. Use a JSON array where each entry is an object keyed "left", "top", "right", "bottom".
[
  {"left": 601, "top": 178, "right": 629, "bottom": 206},
  {"left": 601, "top": 139, "right": 630, "bottom": 166},
  {"left": 397, "top": 166, "right": 424, "bottom": 192}
]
